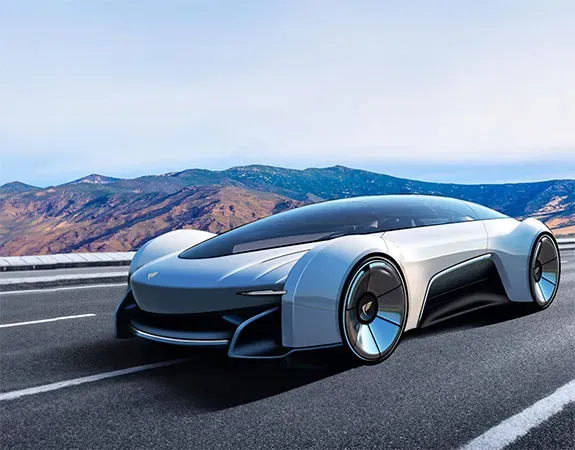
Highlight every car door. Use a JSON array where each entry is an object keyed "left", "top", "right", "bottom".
[{"left": 381, "top": 201, "right": 488, "bottom": 330}]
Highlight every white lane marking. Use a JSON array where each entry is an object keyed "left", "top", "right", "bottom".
[
  {"left": 0, "top": 313, "right": 96, "bottom": 329},
  {"left": 0, "top": 359, "right": 187, "bottom": 401},
  {"left": 0, "top": 283, "right": 126, "bottom": 296},
  {"left": 460, "top": 378, "right": 575, "bottom": 450}
]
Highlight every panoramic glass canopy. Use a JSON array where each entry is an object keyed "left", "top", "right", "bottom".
[{"left": 180, "top": 195, "right": 507, "bottom": 259}]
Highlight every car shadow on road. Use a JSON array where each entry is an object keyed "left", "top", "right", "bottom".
[
  {"left": 159, "top": 347, "right": 350, "bottom": 411},
  {"left": 405, "top": 303, "right": 539, "bottom": 340},
  {"left": 78, "top": 304, "right": 538, "bottom": 411},
  {"left": 54, "top": 336, "right": 350, "bottom": 411},
  {"left": 57, "top": 303, "right": 541, "bottom": 412}
]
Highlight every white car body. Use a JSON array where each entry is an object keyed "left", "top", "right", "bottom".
[{"left": 116, "top": 195, "right": 560, "bottom": 364}]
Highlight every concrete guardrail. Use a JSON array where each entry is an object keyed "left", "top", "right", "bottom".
[
  {"left": 557, "top": 238, "right": 575, "bottom": 252},
  {"left": 0, "top": 252, "right": 135, "bottom": 272}
]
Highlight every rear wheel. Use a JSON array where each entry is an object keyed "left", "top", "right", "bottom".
[
  {"left": 340, "top": 256, "right": 407, "bottom": 364},
  {"left": 529, "top": 234, "right": 560, "bottom": 309}
]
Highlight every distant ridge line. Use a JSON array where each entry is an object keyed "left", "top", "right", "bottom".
[{"left": 0, "top": 165, "right": 573, "bottom": 256}]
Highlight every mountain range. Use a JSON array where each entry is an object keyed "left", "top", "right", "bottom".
[{"left": 0, "top": 165, "right": 573, "bottom": 256}]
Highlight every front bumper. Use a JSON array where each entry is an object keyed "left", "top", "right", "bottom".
[{"left": 115, "top": 290, "right": 290, "bottom": 359}]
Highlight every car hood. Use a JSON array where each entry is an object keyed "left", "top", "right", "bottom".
[{"left": 130, "top": 242, "right": 316, "bottom": 314}]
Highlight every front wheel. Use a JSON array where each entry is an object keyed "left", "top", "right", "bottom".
[{"left": 340, "top": 256, "right": 408, "bottom": 364}]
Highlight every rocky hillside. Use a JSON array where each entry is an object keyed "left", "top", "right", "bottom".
[
  {"left": 0, "top": 165, "right": 573, "bottom": 256},
  {"left": 0, "top": 182, "right": 40, "bottom": 196}
]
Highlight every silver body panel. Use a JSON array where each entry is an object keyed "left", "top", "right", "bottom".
[
  {"left": 482, "top": 218, "right": 550, "bottom": 302},
  {"left": 130, "top": 242, "right": 315, "bottom": 314},
  {"left": 282, "top": 234, "right": 388, "bottom": 348},
  {"left": 382, "top": 220, "right": 488, "bottom": 330}
]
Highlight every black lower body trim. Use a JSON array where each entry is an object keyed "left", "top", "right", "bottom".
[
  {"left": 116, "top": 291, "right": 293, "bottom": 358},
  {"left": 419, "top": 256, "right": 510, "bottom": 328}
]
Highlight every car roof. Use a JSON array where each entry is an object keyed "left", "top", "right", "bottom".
[{"left": 298, "top": 194, "right": 475, "bottom": 210}]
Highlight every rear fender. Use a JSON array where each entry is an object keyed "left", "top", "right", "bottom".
[{"left": 485, "top": 218, "right": 552, "bottom": 302}]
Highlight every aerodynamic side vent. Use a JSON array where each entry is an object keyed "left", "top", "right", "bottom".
[
  {"left": 228, "top": 307, "right": 289, "bottom": 359},
  {"left": 419, "top": 255, "right": 510, "bottom": 328}
]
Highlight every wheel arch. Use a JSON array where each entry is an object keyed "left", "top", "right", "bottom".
[
  {"left": 281, "top": 234, "right": 393, "bottom": 349},
  {"left": 485, "top": 218, "right": 558, "bottom": 303}
]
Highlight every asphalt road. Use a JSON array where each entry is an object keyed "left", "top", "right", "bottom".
[{"left": 1, "top": 258, "right": 574, "bottom": 449}]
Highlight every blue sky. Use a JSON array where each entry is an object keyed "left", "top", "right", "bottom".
[{"left": 0, "top": 1, "right": 574, "bottom": 186}]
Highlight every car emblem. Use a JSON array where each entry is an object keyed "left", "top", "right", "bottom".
[
  {"left": 362, "top": 301, "right": 373, "bottom": 315},
  {"left": 148, "top": 272, "right": 159, "bottom": 280}
]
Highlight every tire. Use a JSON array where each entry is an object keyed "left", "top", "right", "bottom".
[
  {"left": 340, "top": 255, "right": 408, "bottom": 364},
  {"left": 529, "top": 233, "right": 561, "bottom": 309}
]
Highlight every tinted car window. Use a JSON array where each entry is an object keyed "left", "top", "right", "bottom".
[
  {"left": 419, "top": 197, "right": 477, "bottom": 225},
  {"left": 179, "top": 196, "right": 488, "bottom": 259},
  {"left": 466, "top": 202, "right": 508, "bottom": 220},
  {"left": 367, "top": 196, "right": 477, "bottom": 229}
]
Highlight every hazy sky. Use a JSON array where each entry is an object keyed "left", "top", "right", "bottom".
[{"left": 1, "top": 1, "right": 574, "bottom": 186}]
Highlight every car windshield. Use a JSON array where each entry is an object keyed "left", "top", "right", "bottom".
[{"left": 179, "top": 196, "right": 487, "bottom": 259}]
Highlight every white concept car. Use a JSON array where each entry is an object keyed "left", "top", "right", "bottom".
[{"left": 115, "top": 195, "right": 561, "bottom": 364}]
